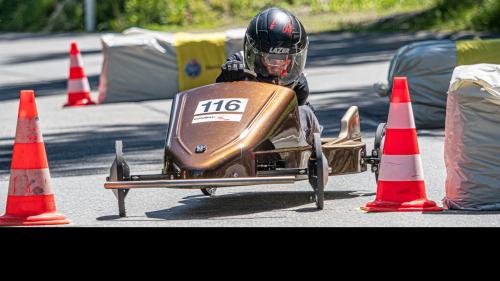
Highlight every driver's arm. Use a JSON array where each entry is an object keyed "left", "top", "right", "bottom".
[{"left": 293, "top": 73, "right": 309, "bottom": 106}]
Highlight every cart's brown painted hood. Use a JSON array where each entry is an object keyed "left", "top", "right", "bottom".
[{"left": 165, "top": 81, "right": 297, "bottom": 170}]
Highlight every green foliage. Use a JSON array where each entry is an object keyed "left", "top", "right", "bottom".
[
  {"left": 326, "top": 0, "right": 434, "bottom": 12},
  {"left": 112, "top": 0, "right": 287, "bottom": 30},
  {"left": 0, "top": 0, "right": 82, "bottom": 31},
  {"left": 0, "top": 0, "right": 499, "bottom": 33},
  {"left": 357, "top": 0, "right": 500, "bottom": 32},
  {"left": 95, "top": 0, "right": 126, "bottom": 31},
  {"left": 471, "top": 0, "right": 500, "bottom": 32}
]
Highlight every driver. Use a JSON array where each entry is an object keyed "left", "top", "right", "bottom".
[{"left": 216, "top": 7, "right": 321, "bottom": 145}]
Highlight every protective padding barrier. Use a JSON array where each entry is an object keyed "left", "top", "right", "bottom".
[
  {"left": 98, "top": 27, "right": 245, "bottom": 103},
  {"left": 174, "top": 32, "right": 226, "bottom": 91},
  {"left": 443, "top": 64, "right": 500, "bottom": 210},
  {"left": 380, "top": 38, "right": 500, "bottom": 129}
]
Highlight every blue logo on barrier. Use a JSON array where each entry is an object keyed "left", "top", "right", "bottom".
[{"left": 185, "top": 59, "right": 202, "bottom": 78}]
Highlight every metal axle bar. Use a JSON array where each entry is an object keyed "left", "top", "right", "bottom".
[{"left": 105, "top": 176, "right": 297, "bottom": 190}]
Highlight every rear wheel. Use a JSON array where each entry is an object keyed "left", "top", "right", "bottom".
[
  {"left": 201, "top": 187, "right": 217, "bottom": 196},
  {"left": 108, "top": 141, "right": 130, "bottom": 218}
]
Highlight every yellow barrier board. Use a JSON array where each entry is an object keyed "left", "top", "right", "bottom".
[
  {"left": 456, "top": 39, "right": 500, "bottom": 66},
  {"left": 174, "top": 32, "right": 226, "bottom": 91}
]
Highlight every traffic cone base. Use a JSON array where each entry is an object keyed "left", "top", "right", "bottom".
[
  {"left": 362, "top": 180, "right": 441, "bottom": 212},
  {"left": 64, "top": 93, "right": 96, "bottom": 107},
  {"left": 0, "top": 213, "right": 70, "bottom": 226},
  {"left": 361, "top": 200, "right": 442, "bottom": 212},
  {"left": 64, "top": 100, "right": 95, "bottom": 107},
  {"left": 0, "top": 194, "right": 70, "bottom": 227}
]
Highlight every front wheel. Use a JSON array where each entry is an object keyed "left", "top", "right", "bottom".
[
  {"left": 201, "top": 187, "right": 217, "bottom": 196},
  {"left": 372, "top": 123, "right": 387, "bottom": 182},
  {"left": 308, "top": 133, "right": 325, "bottom": 210}
]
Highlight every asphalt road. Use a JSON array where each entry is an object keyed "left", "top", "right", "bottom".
[{"left": 1, "top": 31, "right": 499, "bottom": 227}]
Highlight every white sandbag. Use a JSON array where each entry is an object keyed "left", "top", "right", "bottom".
[
  {"left": 377, "top": 38, "right": 500, "bottom": 129},
  {"left": 98, "top": 27, "right": 245, "bottom": 104},
  {"left": 443, "top": 64, "right": 500, "bottom": 210},
  {"left": 98, "top": 30, "right": 178, "bottom": 103},
  {"left": 380, "top": 40, "right": 457, "bottom": 129}
]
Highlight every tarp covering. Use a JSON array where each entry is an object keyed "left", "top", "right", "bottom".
[
  {"left": 383, "top": 40, "right": 456, "bottom": 129},
  {"left": 378, "top": 38, "right": 500, "bottom": 129},
  {"left": 98, "top": 27, "right": 245, "bottom": 103},
  {"left": 98, "top": 30, "right": 178, "bottom": 103},
  {"left": 443, "top": 64, "right": 500, "bottom": 210}
]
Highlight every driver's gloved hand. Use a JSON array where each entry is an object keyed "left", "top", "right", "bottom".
[{"left": 220, "top": 61, "right": 246, "bottom": 81}]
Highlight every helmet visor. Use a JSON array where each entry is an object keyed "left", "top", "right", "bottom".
[
  {"left": 261, "top": 54, "right": 291, "bottom": 76},
  {"left": 245, "top": 39, "right": 308, "bottom": 86}
]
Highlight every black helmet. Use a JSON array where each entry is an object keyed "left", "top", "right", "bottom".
[{"left": 244, "top": 7, "right": 309, "bottom": 86}]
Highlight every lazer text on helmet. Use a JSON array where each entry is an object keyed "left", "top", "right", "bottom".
[{"left": 269, "top": 47, "right": 290, "bottom": 54}]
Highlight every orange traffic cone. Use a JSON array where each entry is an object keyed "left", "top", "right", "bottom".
[
  {"left": 0, "top": 90, "right": 70, "bottom": 226},
  {"left": 361, "top": 77, "right": 442, "bottom": 212},
  {"left": 63, "top": 42, "right": 96, "bottom": 107}
]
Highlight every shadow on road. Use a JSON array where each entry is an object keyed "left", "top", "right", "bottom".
[
  {"left": 0, "top": 93, "right": 389, "bottom": 179},
  {"left": 0, "top": 122, "right": 168, "bottom": 178},
  {"left": 311, "top": 86, "right": 389, "bottom": 135},
  {"left": 0, "top": 31, "right": 447, "bottom": 179},
  {"left": 416, "top": 130, "right": 446, "bottom": 137},
  {"left": 96, "top": 190, "right": 376, "bottom": 221},
  {"left": 0, "top": 31, "right": 447, "bottom": 104},
  {"left": 0, "top": 75, "right": 100, "bottom": 102},
  {"left": 0, "top": 32, "right": 107, "bottom": 42},
  {"left": 422, "top": 210, "right": 500, "bottom": 216},
  {"left": 306, "top": 31, "right": 447, "bottom": 67},
  {"left": 4, "top": 49, "right": 102, "bottom": 65}
]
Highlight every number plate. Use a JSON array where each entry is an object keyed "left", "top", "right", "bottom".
[
  {"left": 194, "top": 98, "right": 248, "bottom": 115},
  {"left": 192, "top": 98, "right": 248, "bottom": 123}
]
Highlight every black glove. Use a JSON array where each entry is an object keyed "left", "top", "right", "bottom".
[{"left": 220, "top": 61, "right": 246, "bottom": 82}]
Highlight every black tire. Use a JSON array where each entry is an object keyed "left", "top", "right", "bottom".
[
  {"left": 109, "top": 141, "right": 130, "bottom": 218},
  {"left": 201, "top": 187, "right": 217, "bottom": 196},
  {"left": 308, "top": 133, "right": 324, "bottom": 210},
  {"left": 373, "top": 123, "right": 387, "bottom": 182}
]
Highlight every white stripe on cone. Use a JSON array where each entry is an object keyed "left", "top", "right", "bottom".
[
  {"left": 378, "top": 154, "right": 425, "bottom": 181},
  {"left": 70, "top": 54, "right": 84, "bottom": 68},
  {"left": 67, "top": 79, "right": 90, "bottom": 93},
  {"left": 15, "top": 118, "right": 44, "bottom": 143},
  {"left": 387, "top": 102, "right": 416, "bottom": 129},
  {"left": 8, "top": 169, "right": 53, "bottom": 196}
]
